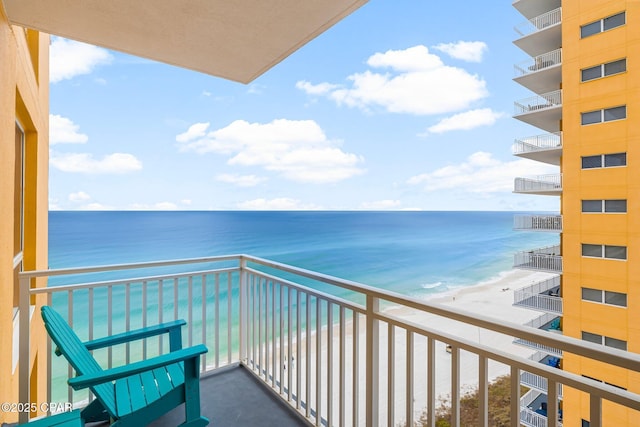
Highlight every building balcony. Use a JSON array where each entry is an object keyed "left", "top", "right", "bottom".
[
  {"left": 520, "top": 389, "right": 563, "bottom": 427},
  {"left": 514, "top": 7, "right": 562, "bottom": 57},
  {"left": 513, "top": 132, "right": 562, "bottom": 166},
  {"left": 514, "top": 214, "right": 562, "bottom": 232},
  {"left": 15, "top": 255, "right": 640, "bottom": 425},
  {"left": 521, "top": 352, "right": 563, "bottom": 397},
  {"left": 513, "top": 312, "right": 562, "bottom": 356},
  {"left": 514, "top": 174, "right": 562, "bottom": 196},
  {"left": 514, "top": 90, "right": 562, "bottom": 133},
  {"left": 514, "top": 49, "right": 562, "bottom": 94},
  {"left": 514, "top": 244, "right": 562, "bottom": 273},
  {"left": 513, "top": 275, "right": 562, "bottom": 314},
  {"left": 513, "top": 0, "right": 561, "bottom": 21}
]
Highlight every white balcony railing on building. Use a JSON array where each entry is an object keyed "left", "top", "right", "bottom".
[
  {"left": 514, "top": 7, "right": 562, "bottom": 37},
  {"left": 513, "top": 132, "right": 562, "bottom": 155},
  {"left": 514, "top": 174, "right": 562, "bottom": 194},
  {"left": 515, "top": 49, "right": 562, "bottom": 77},
  {"left": 17, "top": 255, "right": 640, "bottom": 427},
  {"left": 515, "top": 90, "right": 562, "bottom": 116},
  {"left": 514, "top": 214, "right": 562, "bottom": 232},
  {"left": 521, "top": 405, "right": 561, "bottom": 427},
  {"left": 514, "top": 275, "right": 562, "bottom": 314},
  {"left": 521, "top": 371, "right": 563, "bottom": 398},
  {"left": 514, "top": 245, "right": 562, "bottom": 273}
]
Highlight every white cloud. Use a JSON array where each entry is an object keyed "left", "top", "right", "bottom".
[
  {"left": 129, "top": 202, "right": 178, "bottom": 210},
  {"left": 68, "top": 191, "right": 91, "bottom": 202},
  {"left": 426, "top": 108, "right": 505, "bottom": 134},
  {"left": 216, "top": 173, "right": 267, "bottom": 187},
  {"left": 181, "top": 199, "right": 192, "bottom": 205},
  {"left": 50, "top": 114, "right": 89, "bottom": 144},
  {"left": 50, "top": 37, "right": 113, "bottom": 83},
  {"left": 359, "top": 199, "right": 402, "bottom": 210},
  {"left": 297, "top": 45, "right": 487, "bottom": 116},
  {"left": 433, "top": 41, "right": 488, "bottom": 63},
  {"left": 407, "top": 152, "right": 557, "bottom": 194},
  {"left": 177, "top": 119, "right": 365, "bottom": 183},
  {"left": 50, "top": 152, "right": 142, "bottom": 174},
  {"left": 237, "top": 198, "right": 321, "bottom": 210}
]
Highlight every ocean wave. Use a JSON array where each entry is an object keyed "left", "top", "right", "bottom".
[{"left": 421, "top": 281, "right": 444, "bottom": 289}]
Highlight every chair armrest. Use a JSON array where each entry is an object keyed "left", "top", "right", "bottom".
[
  {"left": 82, "top": 319, "right": 187, "bottom": 351},
  {"left": 68, "top": 344, "right": 208, "bottom": 390}
]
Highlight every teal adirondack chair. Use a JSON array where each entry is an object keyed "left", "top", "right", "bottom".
[
  {"left": 19, "top": 410, "right": 82, "bottom": 427},
  {"left": 41, "top": 306, "right": 209, "bottom": 427}
]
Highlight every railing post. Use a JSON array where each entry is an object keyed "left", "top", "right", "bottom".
[
  {"left": 239, "top": 257, "right": 247, "bottom": 363},
  {"left": 365, "top": 295, "right": 379, "bottom": 427},
  {"left": 18, "top": 274, "right": 31, "bottom": 424}
]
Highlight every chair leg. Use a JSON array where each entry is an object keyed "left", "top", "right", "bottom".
[
  {"left": 81, "top": 398, "right": 110, "bottom": 423},
  {"left": 181, "top": 357, "right": 209, "bottom": 426}
]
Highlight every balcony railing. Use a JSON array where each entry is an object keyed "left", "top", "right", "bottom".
[
  {"left": 514, "top": 90, "right": 562, "bottom": 116},
  {"left": 514, "top": 7, "right": 562, "bottom": 37},
  {"left": 513, "top": 275, "right": 562, "bottom": 314},
  {"left": 513, "top": 132, "right": 562, "bottom": 154},
  {"left": 514, "top": 214, "right": 562, "bottom": 232},
  {"left": 514, "top": 245, "right": 562, "bottom": 275},
  {"left": 515, "top": 49, "right": 562, "bottom": 77},
  {"left": 521, "top": 371, "right": 563, "bottom": 398},
  {"left": 17, "top": 255, "right": 640, "bottom": 426},
  {"left": 514, "top": 174, "right": 562, "bottom": 195},
  {"left": 521, "top": 405, "right": 561, "bottom": 427}
]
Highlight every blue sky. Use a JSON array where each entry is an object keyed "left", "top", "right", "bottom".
[{"left": 48, "top": 2, "right": 559, "bottom": 211}]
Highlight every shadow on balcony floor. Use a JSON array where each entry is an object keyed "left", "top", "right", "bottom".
[{"left": 148, "top": 364, "right": 309, "bottom": 427}]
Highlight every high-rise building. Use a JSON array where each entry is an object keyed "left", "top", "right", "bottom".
[{"left": 512, "top": 0, "right": 640, "bottom": 425}]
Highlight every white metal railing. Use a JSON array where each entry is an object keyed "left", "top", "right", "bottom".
[
  {"left": 515, "top": 90, "right": 562, "bottom": 115},
  {"left": 515, "top": 49, "right": 562, "bottom": 77},
  {"left": 521, "top": 405, "right": 562, "bottom": 427},
  {"left": 521, "top": 371, "right": 564, "bottom": 399},
  {"left": 513, "top": 132, "right": 562, "bottom": 155},
  {"left": 524, "top": 312, "right": 559, "bottom": 331},
  {"left": 514, "top": 245, "right": 562, "bottom": 273},
  {"left": 17, "top": 255, "right": 640, "bottom": 427},
  {"left": 514, "top": 214, "right": 562, "bottom": 232},
  {"left": 514, "top": 7, "right": 562, "bottom": 37},
  {"left": 514, "top": 275, "right": 562, "bottom": 314},
  {"left": 514, "top": 174, "right": 562, "bottom": 194}
]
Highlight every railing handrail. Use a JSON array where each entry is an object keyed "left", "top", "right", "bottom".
[
  {"left": 514, "top": 48, "right": 562, "bottom": 77},
  {"left": 514, "top": 90, "right": 562, "bottom": 115},
  {"left": 514, "top": 7, "right": 562, "bottom": 37},
  {"left": 513, "top": 131, "right": 562, "bottom": 153}
]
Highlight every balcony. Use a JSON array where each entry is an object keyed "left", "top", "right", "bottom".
[
  {"left": 514, "top": 245, "right": 562, "bottom": 273},
  {"left": 514, "top": 7, "right": 562, "bottom": 57},
  {"left": 514, "top": 49, "right": 562, "bottom": 94},
  {"left": 521, "top": 352, "right": 563, "bottom": 396},
  {"left": 514, "top": 90, "right": 562, "bottom": 133},
  {"left": 514, "top": 214, "right": 562, "bottom": 232},
  {"left": 513, "top": 312, "right": 562, "bottom": 356},
  {"left": 513, "top": 0, "right": 561, "bottom": 21},
  {"left": 513, "top": 132, "right": 562, "bottom": 165},
  {"left": 514, "top": 174, "right": 562, "bottom": 196},
  {"left": 16, "top": 255, "right": 640, "bottom": 426},
  {"left": 513, "top": 275, "right": 562, "bottom": 315}
]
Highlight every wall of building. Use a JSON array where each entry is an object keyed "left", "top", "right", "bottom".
[
  {"left": 0, "top": 2, "right": 49, "bottom": 423},
  {"left": 561, "top": 0, "right": 640, "bottom": 425}
]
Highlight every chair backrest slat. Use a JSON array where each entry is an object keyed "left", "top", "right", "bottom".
[{"left": 41, "top": 307, "right": 116, "bottom": 414}]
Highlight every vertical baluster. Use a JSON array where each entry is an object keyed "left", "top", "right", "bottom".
[
  {"left": 259, "top": 277, "right": 264, "bottom": 377},
  {"left": 88, "top": 287, "right": 94, "bottom": 404},
  {"left": 142, "top": 281, "right": 147, "bottom": 359},
  {"left": 510, "top": 366, "right": 520, "bottom": 427},
  {"left": 158, "top": 280, "right": 164, "bottom": 353},
  {"left": 306, "top": 292, "right": 311, "bottom": 419},
  {"left": 547, "top": 379, "right": 558, "bottom": 427},
  {"left": 296, "top": 289, "right": 302, "bottom": 410},
  {"left": 316, "top": 298, "right": 322, "bottom": 427},
  {"left": 387, "top": 323, "right": 395, "bottom": 427},
  {"left": 46, "top": 293, "right": 52, "bottom": 415},
  {"left": 227, "top": 273, "right": 232, "bottom": 364},
  {"left": 202, "top": 274, "right": 208, "bottom": 371},
  {"left": 365, "top": 297, "right": 380, "bottom": 427},
  {"left": 67, "top": 291, "right": 73, "bottom": 405},
  {"left": 327, "top": 302, "right": 333, "bottom": 427},
  {"left": 590, "top": 394, "right": 602, "bottom": 427},
  {"left": 271, "top": 281, "right": 276, "bottom": 387},
  {"left": 352, "top": 313, "right": 359, "bottom": 427},
  {"left": 451, "top": 346, "right": 460, "bottom": 427},
  {"left": 173, "top": 278, "right": 179, "bottom": 321},
  {"left": 339, "top": 306, "right": 346, "bottom": 427},
  {"left": 215, "top": 273, "right": 220, "bottom": 368},
  {"left": 188, "top": 276, "right": 193, "bottom": 347},
  {"left": 478, "top": 355, "right": 488, "bottom": 427},
  {"left": 107, "top": 286, "right": 113, "bottom": 368},
  {"left": 426, "top": 338, "right": 435, "bottom": 427},
  {"left": 251, "top": 275, "right": 256, "bottom": 370},
  {"left": 125, "top": 283, "right": 131, "bottom": 364},
  {"left": 280, "top": 284, "right": 285, "bottom": 394},
  {"left": 406, "top": 331, "right": 414, "bottom": 427},
  {"left": 287, "top": 286, "right": 293, "bottom": 402}
]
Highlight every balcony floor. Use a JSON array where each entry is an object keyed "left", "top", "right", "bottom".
[{"left": 148, "top": 364, "right": 309, "bottom": 427}]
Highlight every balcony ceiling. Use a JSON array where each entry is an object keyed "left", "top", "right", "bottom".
[
  {"left": 2, "top": 0, "right": 368, "bottom": 84},
  {"left": 513, "top": 0, "right": 560, "bottom": 20},
  {"left": 513, "top": 24, "right": 561, "bottom": 57},
  {"left": 514, "top": 64, "right": 562, "bottom": 95}
]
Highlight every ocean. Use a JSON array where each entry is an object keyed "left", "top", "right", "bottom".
[{"left": 49, "top": 210, "right": 557, "bottom": 298}]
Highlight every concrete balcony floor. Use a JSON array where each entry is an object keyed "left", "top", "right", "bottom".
[{"left": 148, "top": 365, "right": 308, "bottom": 427}]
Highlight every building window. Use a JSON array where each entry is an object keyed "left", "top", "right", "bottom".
[
  {"left": 581, "top": 59, "right": 627, "bottom": 82},
  {"left": 581, "top": 244, "right": 627, "bottom": 260},
  {"left": 581, "top": 287, "right": 627, "bottom": 307},
  {"left": 581, "top": 153, "right": 626, "bottom": 169},
  {"left": 581, "top": 331, "right": 627, "bottom": 350},
  {"left": 581, "top": 106, "right": 626, "bottom": 125},
  {"left": 581, "top": 12, "right": 626, "bottom": 38},
  {"left": 582, "top": 199, "right": 626, "bottom": 213}
]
